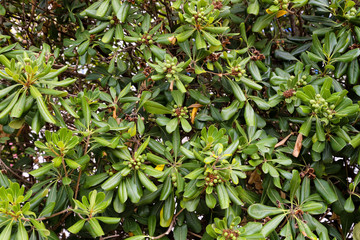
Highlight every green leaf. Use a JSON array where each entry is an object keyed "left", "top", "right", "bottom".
[
  {"left": 78, "top": 40, "right": 90, "bottom": 55},
  {"left": 299, "top": 117, "right": 312, "bottom": 137},
  {"left": 201, "top": 30, "right": 221, "bottom": 46},
  {"left": 248, "top": 61, "right": 262, "bottom": 81},
  {"left": 275, "top": 50, "right": 298, "bottom": 61},
  {"left": 176, "top": 29, "right": 195, "bottom": 43},
  {"left": 0, "top": 221, "right": 12, "bottom": 240},
  {"left": 350, "top": 133, "right": 360, "bottom": 148},
  {"left": 248, "top": 204, "right": 285, "bottom": 219},
  {"left": 101, "top": 172, "right": 122, "bottom": 191},
  {"left": 221, "top": 100, "right": 240, "bottom": 121},
  {"left": 29, "top": 163, "right": 53, "bottom": 178},
  {"left": 216, "top": 184, "right": 230, "bottom": 209},
  {"left": 261, "top": 214, "right": 286, "bottom": 237},
  {"left": 180, "top": 118, "right": 191, "bottom": 132},
  {"left": 195, "top": 31, "right": 207, "bottom": 49},
  {"left": 252, "top": 13, "right": 276, "bottom": 32},
  {"left": 289, "top": 170, "right": 300, "bottom": 203},
  {"left": 0, "top": 4, "right": 6, "bottom": 16},
  {"left": 88, "top": 218, "right": 104, "bottom": 237},
  {"left": 96, "top": 217, "right": 121, "bottom": 224},
  {"left": 247, "top": 0, "right": 259, "bottom": 15},
  {"left": 138, "top": 171, "right": 157, "bottom": 192},
  {"left": 330, "top": 135, "right": 346, "bottom": 152},
  {"left": 316, "top": 118, "right": 325, "bottom": 141},
  {"left": 96, "top": 0, "right": 110, "bottom": 17},
  {"left": 245, "top": 103, "right": 257, "bottom": 127},
  {"left": 174, "top": 225, "right": 188, "bottom": 240},
  {"left": 125, "top": 235, "right": 147, "bottom": 240},
  {"left": 227, "top": 79, "right": 246, "bottom": 102},
  {"left": 68, "top": 219, "right": 86, "bottom": 234},
  {"left": 334, "top": 49, "right": 360, "bottom": 62},
  {"left": 314, "top": 178, "right": 338, "bottom": 204},
  {"left": 348, "top": 59, "right": 359, "bottom": 85},
  {"left": 144, "top": 101, "right": 172, "bottom": 114},
  {"left": 166, "top": 118, "right": 179, "bottom": 133},
  {"left": 81, "top": 96, "right": 90, "bottom": 128},
  {"left": 117, "top": 2, "right": 130, "bottom": 23},
  {"left": 16, "top": 221, "right": 28, "bottom": 240}
]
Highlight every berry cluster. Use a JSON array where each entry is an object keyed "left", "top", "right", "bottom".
[
  {"left": 273, "top": 0, "right": 289, "bottom": 10},
  {"left": 137, "top": 31, "right": 154, "bottom": 45},
  {"left": 291, "top": 75, "right": 307, "bottom": 88},
  {"left": 221, "top": 226, "right": 240, "bottom": 240},
  {"left": 192, "top": 8, "right": 207, "bottom": 23},
  {"left": 205, "top": 172, "right": 223, "bottom": 187},
  {"left": 108, "top": 16, "right": 119, "bottom": 25},
  {"left": 171, "top": 172, "right": 178, "bottom": 187},
  {"left": 230, "top": 65, "right": 246, "bottom": 78},
  {"left": 310, "top": 94, "right": 335, "bottom": 119},
  {"left": 347, "top": 7, "right": 357, "bottom": 17},
  {"left": 172, "top": 105, "right": 189, "bottom": 119},
  {"left": 126, "top": 155, "right": 146, "bottom": 170},
  {"left": 105, "top": 167, "right": 116, "bottom": 176},
  {"left": 163, "top": 59, "right": 181, "bottom": 78}
]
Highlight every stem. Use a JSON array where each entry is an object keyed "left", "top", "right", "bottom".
[{"left": 151, "top": 208, "right": 185, "bottom": 239}]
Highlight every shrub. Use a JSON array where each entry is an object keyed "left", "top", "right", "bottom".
[{"left": 0, "top": 0, "right": 360, "bottom": 239}]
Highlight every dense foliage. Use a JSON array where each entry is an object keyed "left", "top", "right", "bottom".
[{"left": 0, "top": 0, "right": 360, "bottom": 239}]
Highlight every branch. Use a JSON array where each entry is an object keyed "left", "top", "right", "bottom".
[{"left": 151, "top": 208, "right": 185, "bottom": 240}]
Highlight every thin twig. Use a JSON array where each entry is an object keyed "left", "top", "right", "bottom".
[{"left": 151, "top": 208, "right": 185, "bottom": 239}]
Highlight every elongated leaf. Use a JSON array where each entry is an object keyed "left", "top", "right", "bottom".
[{"left": 314, "top": 178, "right": 337, "bottom": 204}]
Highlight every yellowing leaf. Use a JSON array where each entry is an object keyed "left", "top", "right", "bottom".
[
  {"left": 191, "top": 107, "right": 198, "bottom": 124},
  {"left": 276, "top": 10, "right": 288, "bottom": 18},
  {"left": 155, "top": 164, "right": 165, "bottom": 171},
  {"left": 160, "top": 206, "right": 172, "bottom": 227},
  {"left": 266, "top": 9, "right": 287, "bottom": 18},
  {"left": 266, "top": 9, "right": 273, "bottom": 14},
  {"left": 128, "top": 125, "right": 136, "bottom": 137}
]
